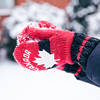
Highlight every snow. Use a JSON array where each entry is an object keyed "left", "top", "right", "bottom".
[
  {"left": 3, "top": 2, "right": 66, "bottom": 39},
  {"left": 86, "top": 11, "right": 100, "bottom": 39},
  {"left": 65, "top": 0, "right": 100, "bottom": 36},
  {"left": 0, "top": 8, "right": 12, "bottom": 16},
  {"left": 0, "top": 59, "right": 100, "bottom": 100}
]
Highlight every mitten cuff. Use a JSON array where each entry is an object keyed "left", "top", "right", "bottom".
[
  {"left": 63, "top": 64, "right": 85, "bottom": 78},
  {"left": 71, "top": 33, "right": 100, "bottom": 71}
]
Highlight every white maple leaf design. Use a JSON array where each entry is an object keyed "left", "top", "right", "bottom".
[{"left": 33, "top": 50, "right": 59, "bottom": 68}]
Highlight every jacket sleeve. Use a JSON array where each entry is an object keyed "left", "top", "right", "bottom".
[
  {"left": 85, "top": 42, "right": 100, "bottom": 86},
  {"left": 63, "top": 63, "right": 100, "bottom": 87},
  {"left": 76, "top": 74, "right": 100, "bottom": 87},
  {"left": 76, "top": 43, "right": 100, "bottom": 87}
]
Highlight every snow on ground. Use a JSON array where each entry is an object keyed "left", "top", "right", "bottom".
[{"left": 0, "top": 58, "right": 100, "bottom": 100}]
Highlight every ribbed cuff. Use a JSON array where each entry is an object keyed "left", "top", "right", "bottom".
[
  {"left": 71, "top": 33, "right": 100, "bottom": 71},
  {"left": 63, "top": 63, "right": 85, "bottom": 78}
]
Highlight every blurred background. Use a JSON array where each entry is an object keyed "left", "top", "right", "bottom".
[{"left": 0, "top": 0, "right": 100, "bottom": 100}]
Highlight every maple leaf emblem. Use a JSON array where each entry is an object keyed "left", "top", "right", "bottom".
[{"left": 33, "top": 50, "right": 59, "bottom": 68}]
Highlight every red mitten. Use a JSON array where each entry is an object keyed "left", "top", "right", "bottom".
[
  {"left": 14, "top": 20, "right": 100, "bottom": 71},
  {"left": 14, "top": 21, "right": 63, "bottom": 71},
  {"left": 27, "top": 22, "right": 100, "bottom": 71},
  {"left": 14, "top": 31, "right": 74, "bottom": 71}
]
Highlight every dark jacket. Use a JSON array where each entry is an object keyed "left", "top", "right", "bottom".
[{"left": 78, "top": 43, "right": 100, "bottom": 87}]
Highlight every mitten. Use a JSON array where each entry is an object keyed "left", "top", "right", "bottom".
[
  {"left": 14, "top": 21, "right": 100, "bottom": 71},
  {"left": 27, "top": 23, "right": 100, "bottom": 71},
  {"left": 14, "top": 31, "right": 75, "bottom": 71},
  {"left": 14, "top": 21, "right": 61, "bottom": 71}
]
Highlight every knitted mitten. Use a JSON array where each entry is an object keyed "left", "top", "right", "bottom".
[{"left": 14, "top": 21, "right": 100, "bottom": 71}]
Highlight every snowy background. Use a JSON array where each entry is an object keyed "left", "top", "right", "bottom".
[
  {"left": 1, "top": 1, "right": 100, "bottom": 100},
  {"left": 0, "top": 58, "right": 100, "bottom": 100}
]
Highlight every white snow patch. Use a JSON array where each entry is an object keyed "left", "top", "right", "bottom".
[{"left": 0, "top": 59, "right": 100, "bottom": 100}]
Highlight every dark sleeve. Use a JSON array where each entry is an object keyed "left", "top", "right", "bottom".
[
  {"left": 76, "top": 74, "right": 100, "bottom": 87},
  {"left": 76, "top": 43, "right": 100, "bottom": 87},
  {"left": 63, "top": 63, "right": 100, "bottom": 87},
  {"left": 85, "top": 43, "right": 100, "bottom": 86}
]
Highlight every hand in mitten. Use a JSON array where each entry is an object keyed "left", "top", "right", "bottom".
[
  {"left": 14, "top": 21, "right": 100, "bottom": 71},
  {"left": 14, "top": 21, "right": 60, "bottom": 71},
  {"left": 27, "top": 21, "right": 100, "bottom": 71}
]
